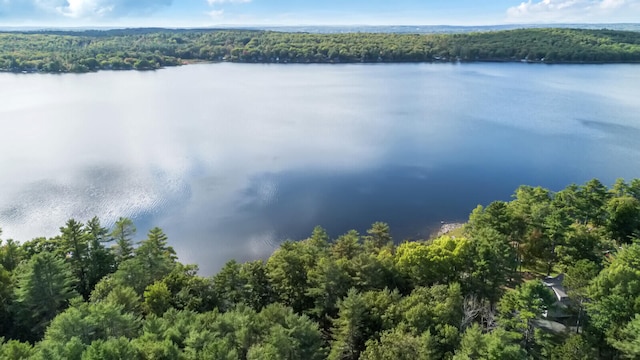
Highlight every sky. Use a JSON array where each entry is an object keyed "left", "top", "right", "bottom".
[{"left": 0, "top": 0, "right": 639, "bottom": 27}]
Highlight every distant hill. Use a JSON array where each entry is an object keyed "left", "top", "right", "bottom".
[
  {"left": 2, "top": 23, "right": 639, "bottom": 34},
  {"left": 248, "top": 23, "right": 640, "bottom": 34}
]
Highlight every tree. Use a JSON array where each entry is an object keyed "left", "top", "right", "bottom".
[
  {"left": 565, "top": 260, "right": 600, "bottom": 333},
  {"left": 85, "top": 217, "right": 115, "bottom": 295},
  {"left": 587, "top": 244, "right": 640, "bottom": 345},
  {"left": 60, "top": 219, "right": 90, "bottom": 298},
  {"left": 251, "top": 304, "right": 326, "bottom": 360},
  {"left": 81, "top": 337, "right": 140, "bottom": 360},
  {"left": 44, "top": 302, "right": 139, "bottom": 345},
  {"left": 552, "top": 335, "right": 597, "bottom": 360},
  {"left": 498, "top": 280, "right": 555, "bottom": 351},
  {"left": 606, "top": 196, "right": 640, "bottom": 244},
  {"left": 101, "top": 285, "right": 142, "bottom": 314},
  {"left": 576, "top": 179, "right": 610, "bottom": 226},
  {"left": 329, "top": 289, "right": 369, "bottom": 360},
  {"left": 467, "top": 228, "right": 516, "bottom": 304},
  {"left": 541, "top": 207, "right": 572, "bottom": 275},
  {"left": 0, "top": 238, "right": 22, "bottom": 272},
  {"left": 395, "top": 242, "right": 433, "bottom": 286},
  {"left": 610, "top": 178, "right": 630, "bottom": 197},
  {"left": 613, "top": 314, "right": 640, "bottom": 358},
  {"left": 467, "top": 201, "right": 516, "bottom": 239},
  {"left": 14, "top": 252, "right": 78, "bottom": 339},
  {"left": 112, "top": 227, "right": 176, "bottom": 294},
  {"left": 308, "top": 226, "right": 330, "bottom": 250},
  {"left": 239, "top": 260, "right": 274, "bottom": 311},
  {"left": 0, "top": 264, "right": 14, "bottom": 338},
  {"left": 361, "top": 328, "right": 437, "bottom": 360},
  {"left": 332, "top": 230, "right": 362, "bottom": 260},
  {"left": 556, "top": 224, "right": 607, "bottom": 270},
  {"left": 213, "top": 260, "right": 246, "bottom": 312},
  {"left": 0, "top": 339, "right": 34, "bottom": 360},
  {"left": 160, "top": 263, "right": 216, "bottom": 312},
  {"left": 484, "top": 329, "right": 527, "bottom": 360},
  {"left": 305, "top": 256, "right": 351, "bottom": 330},
  {"left": 110, "top": 217, "right": 135, "bottom": 264},
  {"left": 267, "top": 241, "right": 315, "bottom": 313},
  {"left": 144, "top": 282, "right": 172, "bottom": 316},
  {"left": 397, "top": 284, "right": 463, "bottom": 336},
  {"left": 363, "top": 222, "right": 392, "bottom": 251}
]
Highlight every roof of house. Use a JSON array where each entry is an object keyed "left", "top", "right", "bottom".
[{"left": 543, "top": 274, "right": 569, "bottom": 302}]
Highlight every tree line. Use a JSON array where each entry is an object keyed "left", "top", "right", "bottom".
[
  {"left": 1, "top": 178, "right": 640, "bottom": 359},
  {"left": 1, "top": 28, "right": 640, "bottom": 73}
]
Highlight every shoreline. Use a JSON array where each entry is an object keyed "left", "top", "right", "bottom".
[
  {"left": 436, "top": 222, "right": 465, "bottom": 237},
  {"left": 2, "top": 58, "right": 640, "bottom": 75}
]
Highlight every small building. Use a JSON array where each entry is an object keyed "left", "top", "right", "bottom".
[{"left": 542, "top": 274, "right": 572, "bottom": 319}]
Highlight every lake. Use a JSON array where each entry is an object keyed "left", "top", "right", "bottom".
[{"left": 1, "top": 63, "right": 639, "bottom": 274}]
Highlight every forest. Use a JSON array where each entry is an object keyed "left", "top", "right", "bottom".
[
  {"left": 1, "top": 178, "right": 640, "bottom": 359},
  {"left": 1, "top": 28, "right": 640, "bottom": 73}
]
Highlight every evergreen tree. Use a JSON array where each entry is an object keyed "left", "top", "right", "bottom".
[
  {"left": 85, "top": 217, "right": 115, "bottom": 296},
  {"left": 14, "top": 252, "right": 78, "bottom": 339},
  {"left": 329, "top": 289, "right": 369, "bottom": 360},
  {"left": 110, "top": 217, "right": 136, "bottom": 264},
  {"left": 60, "top": 219, "right": 90, "bottom": 298}
]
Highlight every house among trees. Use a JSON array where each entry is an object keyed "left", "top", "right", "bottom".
[{"left": 543, "top": 274, "right": 571, "bottom": 319}]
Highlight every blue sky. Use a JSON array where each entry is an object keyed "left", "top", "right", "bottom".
[{"left": 1, "top": 0, "right": 639, "bottom": 27}]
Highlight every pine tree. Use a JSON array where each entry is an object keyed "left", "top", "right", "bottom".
[{"left": 14, "top": 252, "right": 78, "bottom": 338}]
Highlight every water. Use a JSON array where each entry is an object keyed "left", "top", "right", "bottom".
[{"left": 1, "top": 63, "right": 639, "bottom": 274}]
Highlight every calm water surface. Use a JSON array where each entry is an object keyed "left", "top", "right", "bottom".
[{"left": 1, "top": 63, "right": 639, "bottom": 274}]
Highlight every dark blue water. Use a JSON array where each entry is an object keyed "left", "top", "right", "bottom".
[{"left": 1, "top": 63, "right": 639, "bottom": 274}]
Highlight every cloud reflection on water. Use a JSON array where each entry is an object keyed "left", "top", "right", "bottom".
[{"left": 1, "top": 63, "right": 639, "bottom": 274}]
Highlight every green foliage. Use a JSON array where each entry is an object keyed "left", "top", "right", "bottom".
[
  {"left": 143, "top": 282, "right": 172, "bottom": 316},
  {"left": 305, "top": 256, "right": 351, "bottom": 328},
  {"left": 1, "top": 238, "right": 23, "bottom": 272},
  {"left": 587, "top": 244, "right": 640, "bottom": 343},
  {"left": 81, "top": 337, "right": 140, "bottom": 360},
  {"left": 84, "top": 217, "right": 115, "bottom": 294},
  {"left": 252, "top": 304, "right": 326, "bottom": 360},
  {"left": 613, "top": 314, "right": 640, "bottom": 358},
  {"left": 44, "top": 302, "right": 139, "bottom": 345},
  {"left": 110, "top": 217, "right": 135, "bottom": 264},
  {"left": 361, "top": 328, "right": 438, "bottom": 360},
  {"left": 466, "top": 227, "right": 516, "bottom": 303},
  {"left": 0, "top": 178, "right": 640, "bottom": 358},
  {"left": 60, "top": 219, "right": 91, "bottom": 298},
  {"left": 606, "top": 196, "right": 640, "bottom": 243},
  {"left": 111, "top": 227, "right": 176, "bottom": 294},
  {"left": 556, "top": 225, "right": 608, "bottom": 269},
  {"left": 363, "top": 222, "right": 393, "bottom": 251},
  {"left": 395, "top": 236, "right": 471, "bottom": 287},
  {"left": 1, "top": 28, "right": 640, "bottom": 73},
  {"left": 498, "top": 281, "right": 556, "bottom": 350},
  {"left": 14, "top": 252, "right": 78, "bottom": 338},
  {"left": 397, "top": 284, "right": 463, "bottom": 336},
  {"left": 329, "top": 289, "right": 370, "bottom": 360},
  {"left": 161, "top": 263, "right": 216, "bottom": 312},
  {"left": 552, "top": 335, "right": 597, "bottom": 360},
  {"left": 0, "top": 338, "right": 34, "bottom": 360},
  {"left": 267, "top": 240, "right": 317, "bottom": 312},
  {"left": 0, "top": 264, "right": 14, "bottom": 337}
]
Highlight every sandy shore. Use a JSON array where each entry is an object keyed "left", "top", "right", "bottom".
[{"left": 437, "top": 222, "right": 465, "bottom": 237}]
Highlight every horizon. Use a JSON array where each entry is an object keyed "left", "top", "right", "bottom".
[
  {"left": 1, "top": 0, "right": 640, "bottom": 28},
  {"left": 1, "top": 22, "right": 639, "bottom": 31}
]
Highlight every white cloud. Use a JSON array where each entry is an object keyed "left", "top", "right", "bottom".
[
  {"left": 506, "top": 0, "right": 640, "bottom": 23},
  {"left": 207, "top": 0, "right": 250, "bottom": 4},
  {"left": 204, "top": 0, "right": 251, "bottom": 22},
  {"left": 207, "top": 8, "right": 224, "bottom": 18},
  {"left": 0, "top": 0, "right": 172, "bottom": 20}
]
